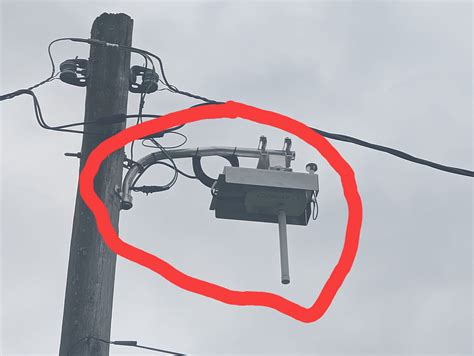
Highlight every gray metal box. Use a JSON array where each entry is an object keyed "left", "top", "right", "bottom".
[{"left": 210, "top": 167, "right": 319, "bottom": 226}]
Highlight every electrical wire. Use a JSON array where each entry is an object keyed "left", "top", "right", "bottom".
[
  {"left": 125, "top": 46, "right": 190, "bottom": 191},
  {"left": 9, "top": 89, "right": 95, "bottom": 134},
  {"left": 41, "top": 113, "right": 182, "bottom": 134},
  {"left": 1, "top": 36, "right": 471, "bottom": 177},
  {"left": 0, "top": 37, "right": 70, "bottom": 101},
  {"left": 62, "top": 37, "right": 220, "bottom": 103},
  {"left": 311, "top": 196, "right": 319, "bottom": 221},
  {"left": 142, "top": 131, "right": 188, "bottom": 149},
  {"left": 67, "top": 335, "right": 185, "bottom": 355},
  {"left": 311, "top": 127, "right": 474, "bottom": 177},
  {"left": 133, "top": 161, "right": 197, "bottom": 180},
  {"left": 128, "top": 47, "right": 220, "bottom": 104},
  {"left": 130, "top": 156, "right": 175, "bottom": 192},
  {"left": 129, "top": 40, "right": 473, "bottom": 178},
  {"left": 132, "top": 137, "right": 179, "bottom": 190},
  {"left": 126, "top": 50, "right": 190, "bottom": 189},
  {"left": 130, "top": 52, "right": 152, "bottom": 162},
  {"left": 0, "top": 38, "right": 153, "bottom": 135},
  {"left": 0, "top": 38, "right": 95, "bottom": 134}
]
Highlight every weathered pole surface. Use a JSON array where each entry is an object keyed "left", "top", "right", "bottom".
[{"left": 59, "top": 13, "right": 133, "bottom": 356}]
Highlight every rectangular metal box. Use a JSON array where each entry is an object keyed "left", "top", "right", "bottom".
[{"left": 210, "top": 167, "right": 319, "bottom": 226}]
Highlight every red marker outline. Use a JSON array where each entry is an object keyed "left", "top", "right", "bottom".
[{"left": 79, "top": 101, "right": 363, "bottom": 323}]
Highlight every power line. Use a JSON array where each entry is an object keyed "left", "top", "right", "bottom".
[
  {"left": 66, "top": 37, "right": 220, "bottom": 103},
  {"left": 312, "top": 127, "right": 473, "bottom": 177},
  {"left": 1, "top": 37, "right": 472, "bottom": 178},
  {"left": 0, "top": 38, "right": 68, "bottom": 101}
]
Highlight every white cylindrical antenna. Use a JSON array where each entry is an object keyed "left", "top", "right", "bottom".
[{"left": 278, "top": 210, "right": 290, "bottom": 284}]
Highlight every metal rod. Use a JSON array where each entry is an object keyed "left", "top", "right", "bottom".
[
  {"left": 278, "top": 210, "right": 290, "bottom": 285},
  {"left": 121, "top": 146, "right": 296, "bottom": 209}
]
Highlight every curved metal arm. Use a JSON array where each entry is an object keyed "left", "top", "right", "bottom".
[{"left": 120, "top": 146, "right": 295, "bottom": 210}]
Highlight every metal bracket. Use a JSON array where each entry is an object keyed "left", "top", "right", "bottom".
[
  {"left": 283, "top": 137, "right": 293, "bottom": 170},
  {"left": 64, "top": 152, "right": 82, "bottom": 159},
  {"left": 283, "top": 137, "right": 292, "bottom": 153},
  {"left": 258, "top": 135, "right": 267, "bottom": 152},
  {"left": 257, "top": 137, "right": 293, "bottom": 171},
  {"left": 257, "top": 136, "right": 269, "bottom": 169}
]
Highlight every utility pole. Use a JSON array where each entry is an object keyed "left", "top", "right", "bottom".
[{"left": 59, "top": 13, "right": 133, "bottom": 356}]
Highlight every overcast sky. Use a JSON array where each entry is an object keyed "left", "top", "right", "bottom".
[{"left": 1, "top": 1, "right": 472, "bottom": 355}]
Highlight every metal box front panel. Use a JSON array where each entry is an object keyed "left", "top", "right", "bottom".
[{"left": 210, "top": 172, "right": 314, "bottom": 226}]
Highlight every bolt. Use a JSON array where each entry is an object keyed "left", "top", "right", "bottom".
[
  {"left": 306, "top": 163, "right": 318, "bottom": 174},
  {"left": 65, "top": 152, "right": 82, "bottom": 159}
]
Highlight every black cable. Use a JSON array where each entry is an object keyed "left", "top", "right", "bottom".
[
  {"left": 142, "top": 131, "right": 188, "bottom": 149},
  {"left": 126, "top": 158, "right": 191, "bottom": 194},
  {"left": 130, "top": 51, "right": 153, "bottom": 161},
  {"left": 154, "top": 160, "right": 197, "bottom": 179},
  {"left": 129, "top": 47, "right": 220, "bottom": 104},
  {"left": 46, "top": 113, "right": 183, "bottom": 134},
  {"left": 0, "top": 37, "right": 70, "bottom": 101},
  {"left": 312, "top": 127, "right": 473, "bottom": 177},
  {"left": 67, "top": 335, "right": 185, "bottom": 355},
  {"left": 129, "top": 48, "right": 180, "bottom": 181},
  {"left": 126, "top": 47, "right": 472, "bottom": 178},
  {"left": 1, "top": 37, "right": 219, "bottom": 135},
  {"left": 130, "top": 154, "right": 177, "bottom": 194},
  {"left": 2, "top": 37, "right": 471, "bottom": 177},
  {"left": 67, "top": 37, "right": 220, "bottom": 104},
  {"left": 13, "top": 89, "right": 95, "bottom": 134},
  {"left": 0, "top": 37, "right": 159, "bottom": 135},
  {"left": 130, "top": 89, "right": 145, "bottom": 161},
  {"left": 148, "top": 138, "right": 179, "bottom": 184},
  {"left": 127, "top": 52, "right": 188, "bottom": 191}
]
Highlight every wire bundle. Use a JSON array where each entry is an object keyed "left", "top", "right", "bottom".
[{"left": 0, "top": 36, "right": 472, "bottom": 180}]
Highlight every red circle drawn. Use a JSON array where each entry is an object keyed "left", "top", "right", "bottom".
[{"left": 79, "top": 101, "right": 363, "bottom": 323}]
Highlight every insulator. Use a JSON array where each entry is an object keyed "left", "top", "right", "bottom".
[
  {"left": 59, "top": 59, "right": 88, "bottom": 87},
  {"left": 129, "top": 65, "right": 159, "bottom": 93}
]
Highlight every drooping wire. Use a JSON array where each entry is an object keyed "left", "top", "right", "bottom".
[
  {"left": 142, "top": 131, "right": 188, "bottom": 150},
  {"left": 11, "top": 89, "right": 95, "bottom": 134},
  {"left": 130, "top": 137, "right": 180, "bottom": 194},
  {"left": 124, "top": 49, "right": 195, "bottom": 190},
  {"left": 66, "top": 335, "right": 185, "bottom": 355},
  {"left": 130, "top": 51, "right": 152, "bottom": 162},
  {"left": 126, "top": 40, "right": 474, "bottom": 178},
  {"left": 0, "top": 37, "right": 70, "bottom": 101},
  {"left": 0, "top": 36, "right": 219, "bottom": 135},
  {"left": 311, "top": 127, "right": 474, "bottom": 177},
  {"left": 64, "top": 37, "right": 220, "bottom": 104},
  {"left": 0, "top": 38, "right": 97, "bottom": 134},
  {"left": 0, "top": 38, "right": 160, "bottom": 135},
  {"left": 127, "top": 160, "right": 196, "bottom": 180},
  {"left": 125, "top": 50, "right": 190, "bottom": 191},
  {"left": 128, "top": 47, "right": 220, "bottom": 104},
  {"left": 1, "top": 37, "right": 472, "bottom": 177}
]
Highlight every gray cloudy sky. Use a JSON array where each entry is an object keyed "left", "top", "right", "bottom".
[{"left": 1, "top": 1, "right": 472, "bottom": 355}]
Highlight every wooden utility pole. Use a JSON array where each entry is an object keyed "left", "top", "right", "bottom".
[{"left": 59, "top": 13, "right": 133, "bottom": 356}]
